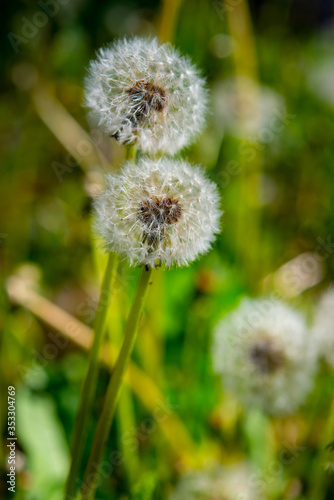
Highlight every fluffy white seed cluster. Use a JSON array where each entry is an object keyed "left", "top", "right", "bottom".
[
  {"left": 212, "top": 298, "right": 318, "bottom": 415},
  {"left": 212, "top": 76, "right": 285, "bottom": 142},
  {"left": 169, "top": 463, "right": 262, "bottom": 500},
  {"left": 84, "top": 37, "right": 207, "bottom": 154},
  {"left": 312, "top": 287, "right": 334, "bottom": 368},
  {"left": 94, "top": 157, "right": 221, "bottom": 268}
]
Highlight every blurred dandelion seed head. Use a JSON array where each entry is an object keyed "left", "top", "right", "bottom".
[
  {"left": 249, "top": 338, "right": 285, "bottom": 374},
  {"left": 212, "top": 76, "right": 285, "bottom": 141},
  {"left": 312, "top": 287, "right": 334, "bottom": 368},
  {"left": 94, "top": 157, "right": 221, "bottom": 268},
  {"left": 212, "top": 299, "right": 318, "bottom": 415},
  {"left": 169, "top": 463, "right": 262, "bottom": 500},
  {"left": 84, "top": 37, "right": 207, "bottom": 154}
]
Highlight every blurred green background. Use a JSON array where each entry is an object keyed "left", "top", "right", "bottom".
[{"left": 1, "top": 0, "right": 334, "bottom": 499}]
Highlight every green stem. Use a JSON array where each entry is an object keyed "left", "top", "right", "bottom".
[
  {"left": 309, "top": 397, "right": 334, "bottom": 500},
  {"left": 225, "top": 0, "right": 262, "bottom": 289},
  {"left": 64, "top": 252, "right": 119, "bottom": 500},
  {"left": 80, "top": 266, "right": 153, "bottom": 500},
  {"left": 157, "top": 0, "right": 183, "bottom": 43},
  {"left": 116, "top": 385, "right": 140, "bottom": 485},
  {"left": 110, "top": 295, "right": 140, "bottom": 486},
  {"left": 126, "top": 144, "right": 137, "bottom": 161}
]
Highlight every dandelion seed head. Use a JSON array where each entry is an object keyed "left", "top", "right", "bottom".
[
  {"left": 212, "top": 76, "right": 285, "bottom": 142},
  {"left": 249, "top": 338, "right": 285, "bottom": 374},
  {"left": 94, "top": 157, "right": 221, "bottom": 268},
  {"left": 84, "top": 37, "right": 208, "bottom": 154},
  {"left": 169, "top": 463, "right": 262, "bottom": 500},
  {"left": 212, "top": 299, "right": 318, "bottom": 415},
  {"left": 312, "top": 287, "right": 334, "bottom": 368}
]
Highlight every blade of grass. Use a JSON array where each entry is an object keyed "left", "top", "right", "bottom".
[{"left": 31, "top": 83, "right": 109, "bottom": 172}]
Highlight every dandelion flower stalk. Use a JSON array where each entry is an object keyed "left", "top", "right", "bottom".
[
  {"left": 80, "top": 265, "right": 153, "bottom": 500},
  {"left": 111, "top": 292, "right": 140, "bottom": 485},
  {"left": 64, "top": 141, "right": 138, "bottom": 498},
  {"left": 115, "top": 382, "right": 140, "bottom": 485},
  {"left": 64, "top": 251, "right": 119, "bottom": 499},
  {"left": 309, "top": 397, "right": 334, "bottom": 500}
]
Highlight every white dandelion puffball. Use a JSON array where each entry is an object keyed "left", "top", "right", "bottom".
[
  {"left": 84, "top": 37, "right": 207, "bottom": 154},
  {"left": 169, "top": 463, "right": 262, "bottom": 500},
  {"left": 212, "top": 298, "right": 318, "bottom": 415},
  {"left": 212, "top": 76, "right": 286, "bottom": 142},
  {"left": 94, "top": 157, "right": 221, "bottom": 268},
  {"left": 312, "top": 287, "right": 334, "bottom": 368}
]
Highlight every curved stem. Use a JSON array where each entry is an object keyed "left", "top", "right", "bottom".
[
  {"left": 80, "top": 266, "right": 153, "bottom": 500},
  {"left": 64, "top": 252, "right": 119, "bottom": 500}
]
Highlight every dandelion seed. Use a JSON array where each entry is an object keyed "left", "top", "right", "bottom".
[
  {"left": 94, "top": 157, "right": 221, "bottom": 268},
  {"left": 212, "top": 299, "right": 318, "bottom": 415},
  {"left": 312, "top": 287, "right": 334, "bottom": 368},
  {"left": 84, "top": 37, "right": 207, "bottom": 154},
  {"left": 169, "top": 463, "right": 262, "bottom": 500}
]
